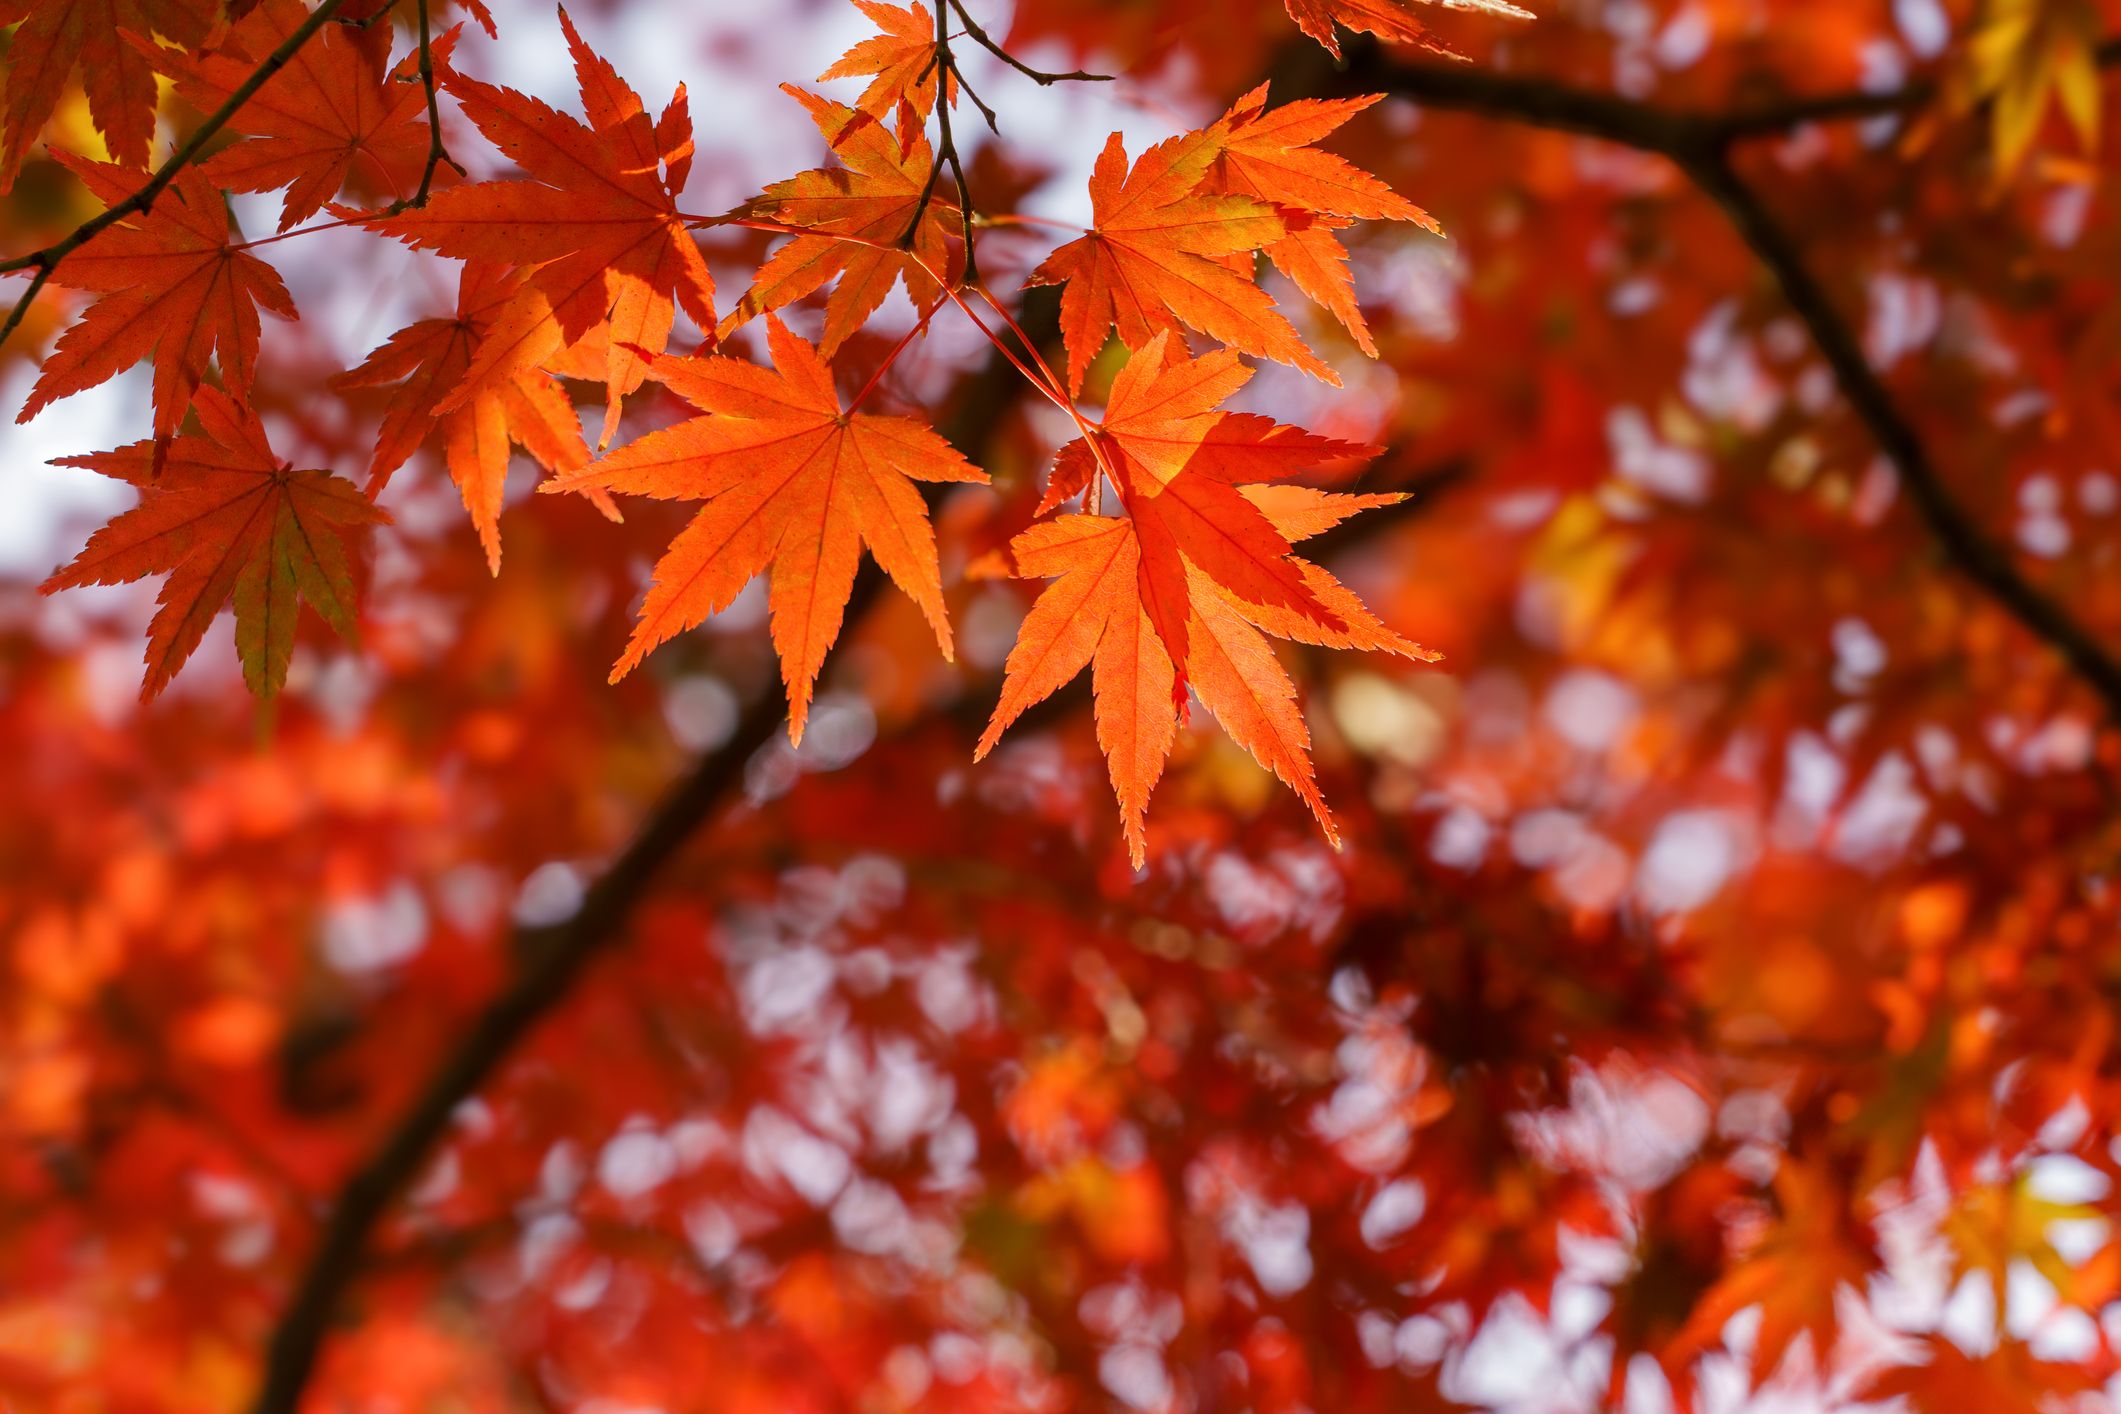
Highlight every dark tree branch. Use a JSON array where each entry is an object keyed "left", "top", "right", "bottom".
[
  {"left": 248, "top": 291, "right": 1062, "bottom": 1414},
  {"left": 386, "top": 0, "right": 464, "bottom": 215},
  {"left": 1680, "top": 154, "right": 2121, "bottom": 711},
  {"left": 944, "top": 0, "right": 1112, "bottom": 86},
  {"left": 250, "top": 651, "right": 801, "bottom": 1412},
  {"left": 930, "top": 0, "right": 980, "bottom": 282},
  {"left": 1709, "top": 34, "right": 2121, "bottom": 141},
  {"left": 0, "top": 0, "right": 358, "bottom": 353},
  {"left": 1332, "top": 42, "right": 2121, "bottom": 722}
]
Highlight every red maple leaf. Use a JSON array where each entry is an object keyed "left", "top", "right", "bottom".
[
  {"left": 157, "top": 0, "right": 463, "bottom": 231},
  {"left": 360, "top": 6, "right": 712, "bottom": 447},
  {"left": 334, "top": 263, "right": 613, "bottom": 573},
  {"left": 14, "top": 153, "right": 296, "bottom": 450},
  {"left": 40, "top": 387, "right": 389, "bottom": 700}
]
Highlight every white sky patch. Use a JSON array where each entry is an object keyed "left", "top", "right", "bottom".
[{"left": 1635, "top": 810, "right": 1754, "bottom": 916}]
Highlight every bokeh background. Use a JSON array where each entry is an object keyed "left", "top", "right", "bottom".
[{"left": 8, "top": 0, "right": 2121, "bottom": 1410}]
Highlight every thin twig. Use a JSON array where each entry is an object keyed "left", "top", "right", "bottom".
[
  {"left": 902, "top": 3, "right": 980, "bottom": 279},
  {"left": 386, "top": 0, "right": 463, "bottom": 215},
  {"left": 945, "top": 0, "right": 1112, "bottom": 85},
  {"left": 0, "top": 0, "right": 358, "bottom": 354},
  {"left": 949, "top": 56, "right": 1000, "bottom": 134},
  {"left": 932, "top": 24, "right": 980, "bottom": 281}
]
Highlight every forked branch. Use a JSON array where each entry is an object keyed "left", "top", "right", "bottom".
[{"left": 387, "top": 0, "right": 464, "bottom": 214}]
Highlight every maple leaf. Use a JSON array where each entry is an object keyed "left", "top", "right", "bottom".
[
  {"left": 40, "top": 387, "right": 388, "bottom": 700},
  {"left": 0, "top": 0, "right": 217, "bottom": 192},
  {"left": 1670, "top": 1154, "right": 1879, "bottom": 1387},
  {"left": 1027, "top": 128, "right": 1333, "bottom": 395},
  {"left": 542, "top": 316, "right": 985, "bottom": 742},
  {"left": 155, "top": 0, "right": 462, "bottom": 231},
  {"left": 1283, "top": 0, "right": 1532, "bottom": 61},
  {"left": 1939, "top": 1174, "right": 2105, "bottom": 1319},
  {"left": 14, "top": 153, "right": 297, "bottom": 448},
  {"left": 334, "top": 264, "right": 612, "bottom": 574},
  {"left": 1961, "top": 0, "right": 2103, "bottom": 178},
  {"left": 1048, "top": 332, "right": 1366, "bottom": 693},
  {"left": 359, "top": 6, "right": 712, "bottom": 446},
  {"left": 716, "top": 88, "right": 960, "bottom": 358},
  {"left": 1201, "top": 85, "right": 1440, "bottom": 356},
  {"left": 976, "top": 515, "right": 1176, "bottom": 864},
  {"left": 1863, "top": 1335, "right": 2100, "bottom": 1413},
  {"left": 816, "top": 0, "right": 954, "bottom": 146},
  {"left": 979, "top": 418, "right": 1427, "bottom": 865}
]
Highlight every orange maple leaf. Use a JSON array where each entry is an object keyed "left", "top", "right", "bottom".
[
  {"left": 1863, "top": 1335, "right": 2101, "bottom": 1413},
  {"left": 1283, "top": 0, "right": 1532, "bottom": 61},
  {"left": 1203, "top": 85, "right": 1440, "bottom": 356},
  {"left": 40, "top": 387, "right": 389, "bottom": 700},
  {"left": 360, "top": 6, "right": 712, "bottom": 447},
  {"left": 977, "top": 491, "right": 1428, "bottom": 866},
  {"left": 156, "top": 0, "right": 461, "bottom": 231},
  {"left": 816, "top": 0, "right": 955, "bottom": 147},
  {"left": 717, "top": 88, "right": 960, "bottom": 357},
  {"left": 543, "top": 316, "right": 986, "bottom": 742},
  {"left": 1961, "top": 0, "right": 2104, "bottom": 180},
  {"left": 1027, "top": 127, "right": 1332, "bottom": 395},
  {"left": 14, "top": 153, "right": 296, "bottom": 449},
  {"left": 1051, "top": 332, "right": 1370, "bottom": 694},
  {"left": 0, "top": 0, "right": 218, "bottom": 192},
  {"left": 1670, "top": 1153, "right": 1880, "bottom": 1387},
  {"left": 334, "top": 263, "right": 614, "bottom": 574},
  {"left": 979, "top": 354, "right": 1429, "bottom": 865}
]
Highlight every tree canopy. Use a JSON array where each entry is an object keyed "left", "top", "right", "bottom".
[{"left": 5, "top": 0, "right": 2121, "bottom": 1410}]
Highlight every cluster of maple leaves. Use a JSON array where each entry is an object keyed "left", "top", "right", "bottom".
[{"left": 9, "top": 0, "right": 1480, "bottom": 863}]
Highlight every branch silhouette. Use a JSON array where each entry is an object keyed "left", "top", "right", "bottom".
[
  {"left": 0, "top": 0, "right": 357, "bottom": 352},
  {"left": 1333, "top": 41, "right": 2121, "bottom": 719}
]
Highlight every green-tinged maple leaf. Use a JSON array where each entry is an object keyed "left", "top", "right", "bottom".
[
  {"left": 1027, "top": 127, "right": 1331, "bottom": 395},
  {"left": 155, "top": 0, "right": 462, "bottom": 231},
  {"left": 39, "top": 387, "right": 389, "bottom": 700},
  {"left": 1283, "top": 0, "right": 1532, "bottom": 60},
  {"left": 542, "top": 315, "right": 985, "bottom": 742},
  {"left": 716, "top": 87, "right": 959, "bottom": 357},
  {"left": 358, "top": 6, "right": 712, "bottom": 447},
  {"left": 816, "top": 0, "right": 953, "bottom": 145},
  {"left": 13, "top": 153, "right": 297, "bottom": 449},
  {"left": 0, "top": 0, "right": 218, "bottom": 192},
  {"left": 1962, "top": 0, "right": 2103, "bottom": 178},
  {"left": 334, "top": 263, "right": 613, "bottom": 574},
  {"left": 1940, "top": 1173, "right": 2103, "bottom": 1319}
]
